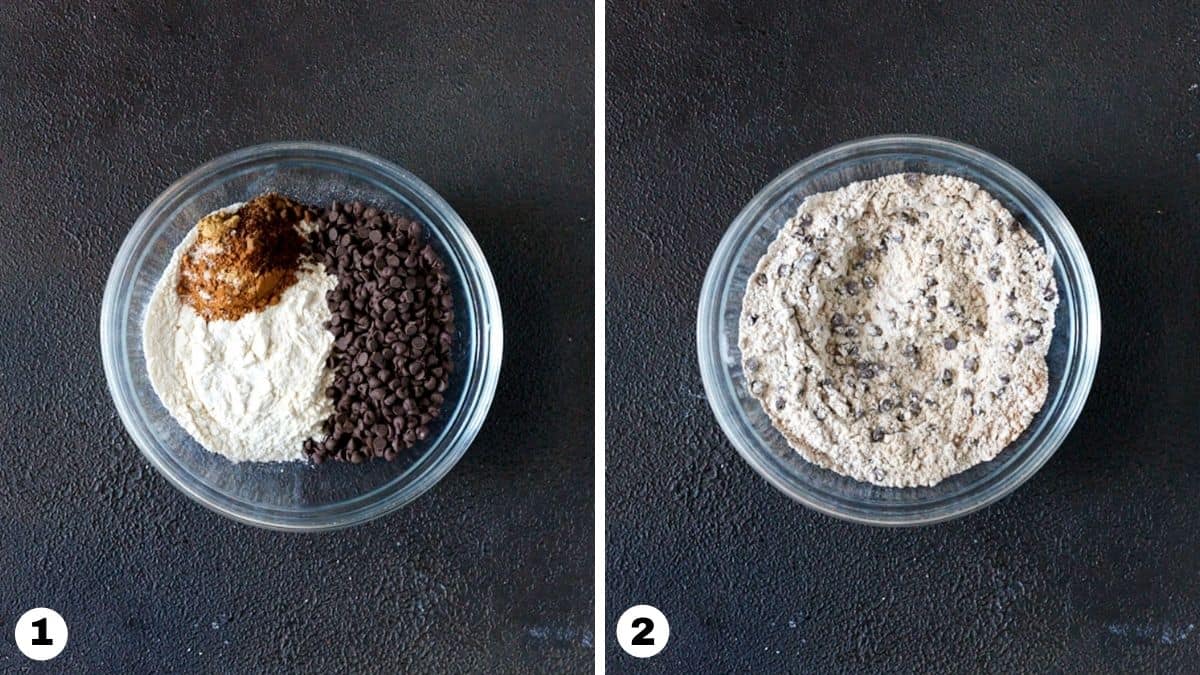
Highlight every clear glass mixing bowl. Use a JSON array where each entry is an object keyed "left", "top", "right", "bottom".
[
  {"left": 697, "top": 135, "right": 1100, "bottom": 526},
  {"left": 101, "top": 142, "right": 503, "bottom": 531}
]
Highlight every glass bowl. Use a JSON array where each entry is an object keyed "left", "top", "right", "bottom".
[
  {"left": 101, "top": 142, "right": 503, "bottom": 531},
  {"left": 697, "top": 135, "right": 1100, "bottom": 526}
]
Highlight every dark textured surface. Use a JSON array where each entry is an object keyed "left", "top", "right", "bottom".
[
  {"left": 0, "top": 2, "right": 592, "bottom": 673},
  {"left": 608, "top": 2, "right": 1199, "bottom": 672}
]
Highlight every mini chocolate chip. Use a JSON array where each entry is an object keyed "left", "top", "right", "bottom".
[
  {"left": 306, "top": 203, "right": 455, "bottom": 464},
  {"left": 870, "top": 428, "right": 885, "bottom": 443},
  {"left": 943, "top": 336, "right": 957, "bottom": 350}
]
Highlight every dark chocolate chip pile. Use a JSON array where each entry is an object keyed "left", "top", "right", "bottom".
[{"left": 302, "top": 200, "right": 455, "bottom": 464}]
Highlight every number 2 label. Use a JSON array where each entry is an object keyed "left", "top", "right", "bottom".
[{"left": 617, "top": 605, "right": 669, "bottom": 658}]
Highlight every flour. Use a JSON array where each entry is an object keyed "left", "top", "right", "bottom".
[
  {"left": 739, "top": 173, "right": 1058, "bottom": 487},
  {"left": 144, "top": 216, "right": 337, "bottom": 463}
]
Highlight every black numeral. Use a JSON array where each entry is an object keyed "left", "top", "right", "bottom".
[
  {"left": 631, "top": 617, "right": 654, "bottom": 645},
  {"left": 31, "top": 617, "right": 52, "bottom": 646}
]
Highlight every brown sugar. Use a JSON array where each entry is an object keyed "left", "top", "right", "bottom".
[{"left": 177, "top": 193, "right": 313, "bottom": 321}]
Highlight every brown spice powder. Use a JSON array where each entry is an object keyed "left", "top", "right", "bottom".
[{"left": 177, "top": 193, "right": 313, "bottom": 322}]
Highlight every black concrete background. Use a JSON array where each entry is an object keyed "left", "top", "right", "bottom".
[
  {"left": 608, "top": 1, "right": 1199, "bottom": 672},
  {"left": 0, "top": 2, "right": 592, "bottom": 673}
]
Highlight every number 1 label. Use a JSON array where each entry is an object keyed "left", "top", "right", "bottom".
[{"left": 15, "top": 608, "right": 67, "bottom": 661}]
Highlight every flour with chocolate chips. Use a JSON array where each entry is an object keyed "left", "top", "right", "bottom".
[{"left": 739, "top": 173, "right": 1058, "bottom": 487}]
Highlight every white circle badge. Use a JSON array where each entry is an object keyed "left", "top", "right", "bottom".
[
  {"left": 14, "top": 608, "right": 67, "bottom": 661},
  {"left": 616, "top": 604, "right": 669, "bottom": 658}
]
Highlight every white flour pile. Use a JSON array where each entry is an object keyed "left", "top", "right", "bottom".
[
  {"left": 143, "top": 214, "right": 336, "bottom": 463},
  {"left": 739, "top": 173, "right": 1058, "bottom": 487}
]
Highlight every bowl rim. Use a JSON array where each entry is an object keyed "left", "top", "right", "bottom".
[
  {"left": 697, "top": 134, "right": 1100, "bottom": 526},
  {"left": 100, "top": 141, "right": 503, "bottom": 531}
]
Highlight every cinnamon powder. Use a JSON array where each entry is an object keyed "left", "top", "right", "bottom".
[{"left": 177, "top": 193, "right": 312, "bottom": 322}]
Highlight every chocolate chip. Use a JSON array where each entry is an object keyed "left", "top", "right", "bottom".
[
  {"left": 942, "top": 336, "right": 957, "bottom": 350},
  {"left": 870, "top": 428, "right": 885, "bottom": 442},
  {"left": 305, "top": 203, "right": 455, "bottom": 464},
  {"left": 831, "top": 313, "right": 846, "bottom": 327}
]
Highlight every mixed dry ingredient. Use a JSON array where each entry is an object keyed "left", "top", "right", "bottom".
[
  {"left": 739, "top": 173, "right": 1058, "bottom": 487},
  {"left": 144, "top": 194, "right": 455, "bottom": 464}
]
